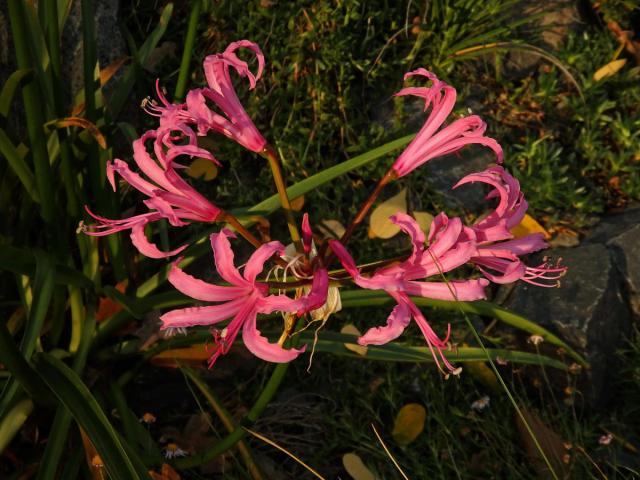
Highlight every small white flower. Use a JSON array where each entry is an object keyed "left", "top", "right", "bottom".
[
  {"left": 163, "top": 443, "right": 188, "bottom": 458},
  {"left": 528, "top": 335, "right": 544, "bottom": 346},
  {"left": 471, "top": 395, "right": 490, "bottom": 412},
  {"left": 598, "top": 433, "right": 613, "bottom": 446}
]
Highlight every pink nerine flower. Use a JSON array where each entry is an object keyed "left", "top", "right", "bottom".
[
  {"left": 160, "top": 229, "right": 329, "bottom": 365},
  {"left": 455, "top": 166, "right": 566, "bottom": 286},
  {"left": 330, "top": 213, "right": 488, "bottom": 373},
  {"left": 391, "top": 69, "right": 503, "bottom": 178},
  {"left": 185, "top": 40, "right": 267, "bottom": 152},
  {"left": 84, "top": 130, "right": 222, "bottom": 258}
]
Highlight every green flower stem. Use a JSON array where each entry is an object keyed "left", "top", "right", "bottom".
[
  {"left": 262, "top": 145, "right": 302, "bottom": 251},
  {"left": 174, "top": 0, "right": 202, "bottom": 100},
  {"left": 322, "top": 168, "right": 396, "bottom": 266},
  {"left": 172, "top": 362, "right": 289, "bottom": 469}
]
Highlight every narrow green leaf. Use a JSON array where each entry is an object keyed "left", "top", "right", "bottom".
[
  {"left": 0, "top": 397, "right": 33, "bottom": 454},
  {"left": 296, "top": 331, "right": 568, "bottom": 370},
  {"left": 33, "top": 353, "right": 151, "bottom": 480},
  {"left": 137, "top": 4, "right": 174, "bottom": 66},
  {"left": 0, "top": 69, "right": 33, "bottom": 119},
  {"left": 339, "top": 290, "right": 587, "bottom": 368},
  {"left": 0, "top": 324, "right": 52, "bottom": 403},
  {"left": 174, "top": 0, "right": 201, "bottom": 99},
  {"left": 0, "top": 128, "right": 39, "bottom": 203},
  {"left": 21, "top": 252, "right": 56, "bottom": 358}
]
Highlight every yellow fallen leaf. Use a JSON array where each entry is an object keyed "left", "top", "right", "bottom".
[
  {"left": 465, "top": 361, "right": 500, "bottom": 393},
  {"left": 510, "top": 214, "right": 550, "bottom": 240},
  {"left": 290, "top": 195, "right": 305, "bottom": 211},
  {"left": 413, "top": 211, "right": 434, "bottom": 233},
  {"left": 593, "top": 58, "right": 627, "bottom": 81},
  {"left": 151, "top": 344, "right": 210, "bottom": 368},
  {"left": 341, "top": 324, "right": 367, "bottom": 356},
  {"left": 392, "top": 403, "right": 426, "bottom": 446},
  {"left": 318, "top": 219, "right": 346, "bottom": 239},
  {"left": 187, "top": 158, "right": 218, "bottom": 181},
  {"left": 343, "top": 453, "right": 376, "bottom": 480},
  {"left": 368, "top": 189, "right": 407, "bottom": 239}
]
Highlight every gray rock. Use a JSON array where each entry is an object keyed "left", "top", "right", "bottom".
[
  {"left": 504, "top": 244, "right": 630, "bottom": 407},
  {"left": 502, "top": 206, "right": 640, "bottom": 407},
  {"left": 421, "top": 150, "right": 495, "bottom": 214}
]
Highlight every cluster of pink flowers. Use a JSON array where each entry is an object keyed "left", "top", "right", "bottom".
[{"left": 85, "top": 40, "right": 566, "bottom": 373}]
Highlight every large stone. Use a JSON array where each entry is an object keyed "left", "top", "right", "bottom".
[
  {"left": 504, "top": 243, "right": 630, "bottom": 406},
  {"left": 502, "top": 206, "right": 640, "bottom": 407}
]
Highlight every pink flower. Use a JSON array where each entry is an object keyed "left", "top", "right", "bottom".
[
  {"left": 83, "top": 130, "right": 222, "bottom": 258},
  {"left": 391, "top": 69, "right": 503, "bottom": 178},
  {"left": 329, "top": 213, "right": 488, "bottom": 373},
  {"left": 160, "top": 229, "right": 329, "bottom": 365},
  {"left": 184, "top": 40, "right": 267, "bottom": 153},
  {"left": 454, "top": 166, "right": 566, "bottom": 286}
]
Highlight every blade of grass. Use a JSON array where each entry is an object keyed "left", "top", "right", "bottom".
[{"left": 174, "top": 0, "right": 201, "bottom": 99}]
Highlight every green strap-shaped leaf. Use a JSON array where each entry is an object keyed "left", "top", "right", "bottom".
[
  {"left": 0, "top": 128, "right": 39, "bottom": 203},
  {"left": 0, "top": 69, "right": 34, "bottom": 119},
  {"left": 339, "top": 289, "right": 587, "bottom": 368},
  {"left": 32, "top": 353, "right": 151, "bottom": 480},
  {"left": 295, "top": 331, "right": 568, "bottom": 370}
]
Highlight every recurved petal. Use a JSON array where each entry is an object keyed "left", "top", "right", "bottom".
[
  {"left": 159, "top": 298, "right": 246, "bottom": 329},
  {"left": 357, "top": 295, "right": 411, "bottom": 345},
  {"left": 390, "top": 213, "right": 425, "bottom": 264},
  {"left": 130, "top": 221, "right": 187, "bottom": 259},
  {"left": 210, "top": 230, "right": 247, "bottom": 286},
  {"left": 242, "top": 308, "right": 305, "bottom": 362},
  {"left": 244, "top": 241, "right": 285, "bottom": 283},
  {"left": 168, "top": 259, "right": 249, "bottom": 301}
]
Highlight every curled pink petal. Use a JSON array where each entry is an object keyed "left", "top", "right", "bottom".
[
  {"left": 210, "top": 230, "right": 247, "bottom": 286},
  {"left": 243, "top": 241, "right": 285, "bottom": 283},
  {"left": 130, "top": 221, "right": 187, "bottom": 259},
  {"left": 358, "top": 298, "right": 411, "bottom": 345},
  {"left": 242, "top": 308, "right": 305, "bottom": 363}
]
